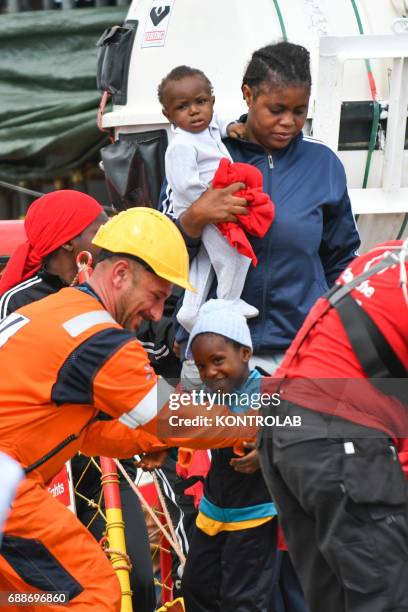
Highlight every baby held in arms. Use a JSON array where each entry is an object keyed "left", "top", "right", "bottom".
[{"left": 158, "top": 65, "right": 274, "bottom": 332}]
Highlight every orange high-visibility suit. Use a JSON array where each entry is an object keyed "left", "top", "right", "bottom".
[{"left": 0, "top": 286, "right": 247, "bottom": 611}]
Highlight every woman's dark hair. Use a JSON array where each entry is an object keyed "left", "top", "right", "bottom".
[
  {"left": 158, "top": 65, "right": 213, "bottom": 105},
  {"left": 242, "top": 42, "right": 311, "bottom": 97}
]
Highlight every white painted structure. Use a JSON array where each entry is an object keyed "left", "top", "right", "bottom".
[{"left": 101, "top": 0, "right": 408, "bottom": 250}]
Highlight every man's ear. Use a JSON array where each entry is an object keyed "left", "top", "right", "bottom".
[
  {"left": 162, "top": 108, "right": 170, "bottom": 121},
  {"left": 211, "top": 95, "right": 215, "bottom": 106},
  {"left": 111, "top": 259, "right": 130, "bottom": 288}
]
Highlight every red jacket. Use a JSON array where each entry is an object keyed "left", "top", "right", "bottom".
[
  {"left": 277, "top": 241, "right": 408, "bottom": 442},
  {"left": 213, "top": 158, "right": 274, "bottom": 265}
]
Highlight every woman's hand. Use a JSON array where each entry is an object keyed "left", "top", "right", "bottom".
[
  {"left": 229, "top": 442, "right": 260, "bottom": 474},
  {"left": 179, "top": 183, "right": 248, "bottom": 239}
]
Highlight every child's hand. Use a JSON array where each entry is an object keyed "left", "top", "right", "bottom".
[
  {"left": 229, "top": 442, "right": 260, "bottom": 474},
  {"left": 227, "top": 122, "right": 247, "bottom": 139}
]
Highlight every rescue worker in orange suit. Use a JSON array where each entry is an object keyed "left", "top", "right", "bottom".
[
  {"left": 0, "top": 208, "right": 250, "bottom": 611},
  {"left": 0, "top": 190, "right": 158, "bottom": 612},
  {"left": 258, "top": 240, "right": 408, "bottom": 612}
]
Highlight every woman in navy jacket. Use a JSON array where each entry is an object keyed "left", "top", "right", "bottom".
[
  {"left": 164, "top": 41, "right": 360, "bottom": 366},
  {"left": 161, "top": 42, "right": 360, "bottom": 611}
]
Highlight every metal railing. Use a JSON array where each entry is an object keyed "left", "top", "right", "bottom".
[{"left": 313, "top": 34, "right": 408, "bottom": 216}]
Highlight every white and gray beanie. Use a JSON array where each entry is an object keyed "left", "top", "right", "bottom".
[{"left": 186, "top": 299, "right": 253, "bottom": 357}]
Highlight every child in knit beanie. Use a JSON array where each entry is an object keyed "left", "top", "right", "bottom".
[
  {"left": 181, "top": 299, "right": 277, "bottom": 611},
  {"left": 186, "top": 298, "right": 253, "bottom": 387}
]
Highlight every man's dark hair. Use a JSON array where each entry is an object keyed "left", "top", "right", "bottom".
[
  {"left": 158, "top": 65, "right": 213, "bottom": 105},
  {"left": 96, "top": 249, "right": 155, "bottom": 275},
  {"left": 242, "top": 42, "right": 311, "bottom": 97}
]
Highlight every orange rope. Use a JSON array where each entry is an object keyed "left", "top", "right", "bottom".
[
  {"left": 114, "top": 459, "right": 186, "bottom": 564},
  {"left": 100, "top": 536, "right": 133, "bottom": 573}
]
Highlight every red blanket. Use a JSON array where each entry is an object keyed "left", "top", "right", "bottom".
[{"left": 213, "top": 158, "right": 275, "bottom": 265}]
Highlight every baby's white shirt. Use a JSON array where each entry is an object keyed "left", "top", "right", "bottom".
[{"left": 165, "top": 114, "right": 233, "bottom": 214}]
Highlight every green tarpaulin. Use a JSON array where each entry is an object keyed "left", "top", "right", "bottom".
[{"left": 0, "top": 7, "right": 126, "bottom": 181}]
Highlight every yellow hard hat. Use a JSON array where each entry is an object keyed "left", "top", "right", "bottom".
[{"left": 92, "top": 207, "right": 195, "bottom": 291}]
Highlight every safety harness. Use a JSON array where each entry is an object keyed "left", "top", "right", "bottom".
[
  {"left": 283, "top": 248, "right": 407, "bottom": 400},
  {"left": 327, "top": 284, "right": 406, "bottom": 379}
]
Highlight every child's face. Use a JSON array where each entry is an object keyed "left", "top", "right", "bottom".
[
  {"left": 192, "top": 333, "right": 251, "bottom": 394},
  {"left": 162, "top": 76, "right": 215, "bottom": 133}
]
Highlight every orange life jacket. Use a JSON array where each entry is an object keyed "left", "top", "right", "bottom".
[
  {"left": 0, "top": 287, "right": 158, "bottom": 484},
  {"left": 0, "top": 286, "right": 252, "bottom": 485}
]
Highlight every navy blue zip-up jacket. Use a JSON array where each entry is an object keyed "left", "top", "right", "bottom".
[
  {"left": 160, "top": 130, "right": 360, "bottom": 354},
  {"left": 198, "top": 370, "right": 276, "bottom": 530}
]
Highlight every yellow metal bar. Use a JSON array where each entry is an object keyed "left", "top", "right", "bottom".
[
  {"left": 100, "top": 456, "right": 133, "bottom": 612},
  {"left": 104, "top": 506, "right": 133, "bottom": 612}
]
